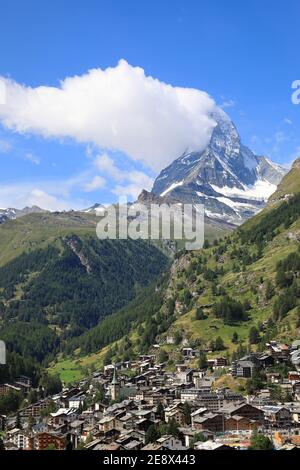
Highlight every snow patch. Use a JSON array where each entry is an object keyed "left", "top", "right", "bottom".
[
  {"left": 215, "top": 197, "right": 258, "bottom": 211},
  {"left": 160, "top": 181, "right": 183, "bottom": 197},
  {"left": 211, "top": 179, "right": 277, "bottom": 201}
]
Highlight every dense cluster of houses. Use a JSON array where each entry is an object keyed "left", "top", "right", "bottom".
[{"left": 1, "top": 339, "right": 300, "bottom": 450}]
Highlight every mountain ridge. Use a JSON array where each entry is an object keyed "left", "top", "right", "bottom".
[
  {"left": 150, "top": 109, "right": 287, "bottom": 225},
  {"left": 269, "top": 157, "right": 300, "bottom": 203},
  {"left": 0, "top": 205, "right": 46, "bottom": 224}
]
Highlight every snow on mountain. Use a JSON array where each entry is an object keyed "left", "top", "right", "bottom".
[
  {"left": 82, "top": 203, "right": 110, "bottom": 216},
  {"left": 150, "top": 108, "right": 287, "bottom": 225},
  {"left": 0, "top": 206, "right": 46, "bottom": 224},
  {"left": 160, "top": 181, "right": 184, "bottom": 197}
]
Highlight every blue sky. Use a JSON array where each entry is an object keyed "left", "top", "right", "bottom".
[{"left": 0, "top": 0, "right": 300, "bottom": 209}]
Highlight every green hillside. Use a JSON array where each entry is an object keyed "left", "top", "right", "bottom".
[
  {"left": 0, "top": 211, "right": 99, "bottom": 267},
  {"left": 269, "top": 157, "right": 300, "bottom": 202},
  {"left": 50, "top": 167, "right": 300, "bottom": 382}
]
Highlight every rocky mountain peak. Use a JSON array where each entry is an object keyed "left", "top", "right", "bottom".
[{"left": 149, "top": 110, "right": 287, "bottom": 225}]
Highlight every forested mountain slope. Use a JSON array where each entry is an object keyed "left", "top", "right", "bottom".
[{"left": 0, "top": 211, "right": 169, "bottom": 382}]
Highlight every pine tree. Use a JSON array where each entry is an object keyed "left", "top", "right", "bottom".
[
  {"left": 145, "top": 425, "right": 160, "bottom": 444},
  {"left": 214, "top": 336, "right": 225, "bottom": 351},
  {"left": 232, "top": 331, "right": 238, "bottom": 344},
  {"left": 168, "top": 418, "right": 180, "bottom": 438},
  {"left": 249, "top": 327, "right": 260, "bottom": 345},
  {"left": 156, "top": 401, "right": 165, "bottom": 421},
  {"left": 265, "top": 280, "right": 274, "bottom": 300},
  {"left": 195, "top": 307, "right": 206, "bottom": 320},
  {"left": 198, "top": 351, "right": 208, "bottom": 370},
  {"left": 183, "top": 402, "right": 191, "bottom": 425}
]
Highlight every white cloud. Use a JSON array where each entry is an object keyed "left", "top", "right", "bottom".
[
  {"left": 0, "top": 139, "right": 12, "bottom": 153},
  {"left": 127, "top": 170, "right": 153, "bottom": 190},
  {"left": 284, "top": 118, "right": 292, "bottom": 125},
  {"left": 93, "top": 152, "right": 154, "bottom": 198},
  {"left": 22, "top": 189, "right": 70, "bottom": 210},
  {"left": 274, "top": 131, "right": 288, "bottom": 144},
  {"left": 220, "top": 99, "right": 235, "bottom": 109},
  {"left": 0, "top": 184, "right": 71, "bottom": 211},
  {"left": 0, "top": 176, "right": 93, "bottom": 211},
  {"left": 24, "top": 152, "right": 40, "bottom": 165},
  {"left": 112, "top": 184, "right": 146, "bottom": 200},
  {"left": 0, "top": 60, "right": 217, "bottom": 171},
  {"left": 270, "top": 131, "right": 290, "bottom": 155},
  {"left": 83, "top": 175, "right": 106, "bottom": 192},
  {"left": 94, "top": 153, "right": 124, "bottom": 181}
]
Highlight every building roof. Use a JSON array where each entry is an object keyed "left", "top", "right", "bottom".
[
  {"left": 123, "top": 440, "right": 141, "bottom": 450},
  {"left": 50, "top": 408, "right": 77, "bottom": 417},
  {"left": 195, "top": 441, "right": 231, "bottom": 450}
]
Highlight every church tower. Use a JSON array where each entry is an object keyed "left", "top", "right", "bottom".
[{"left": 110, "top": 367, "right": 120, "bottom": 401}]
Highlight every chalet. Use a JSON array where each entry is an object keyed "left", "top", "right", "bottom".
[
  {"left": 288, "top": 371, "right": 300, "bottom": 382},
  {"left": 258, "top": 354, "right": 275, "bottom": 369},
  {"left": 19, "top": 399, "right": 49, "bottom": 418},
  {"left": 13, "top": 381, "right": 32, "bottom": 395},
  {"left": 100, "top": 428, "right": 121, "bottom": 443},
  {"left": 70, "top": 419, "right": 84, "bottom": 435},
  {"left": 192, "top": 371, "right": 206, "bottom": 386},
  {"left": 99, "top": 416, "right": 116, "bottom": 432},
  {"left": 6, "top": 428, "right": 31, "bottom": 450},
  {"left": 68, "top": 395, "right": 85, "bottom": 409},
  {"left": 81, "top": 424, "right": 98, "bottom": 442},
  {"left": 165, "top": 405, "right": 186, "bottom": 426},
  {"left": 266, "top": 372, "right": 282, "bottom": 384},
  {"left": 193, "top": 413, "right": 224, "bottom": 433},
  {"left": 156, "top": 435, "right": 187, "bottom": 450},
  {"left": 262, "top": 406, "right": 292, "bottom": 427},
  {"left": 207, "top": 357, "right": 227, "bottom": 368},
  {"left": 135, "top": 418, "right": 154, "bottom": 432},
  {"left": 131, "top": 408, "right": 156, "bottom": 422},
  {"left": 126, "top": 428, "right": 147, "bottom": 445},
  {"left": 123, "top": 439, "right": 143, "bottom": 451},
  {"left": 176, "top": 368, "right": 193, "bottom": 384},
  {"left": 18, "top": 374, "right": 31, "bottom": 384},
  {"left": 220, "top": 403, "right": 264, "bottom": 422},
  {"left": 291, "top": 349, "right": 300, "bottom": 369},
  {"left": 267, "top": 342, "right": 290, "bottom": 362},
  {"left": 50, "top": 408, "right": 77, "bottom": 426},
  {"left": 231, "top": 360, "right": 256, "bottom": 378},
  {"left": 115, "top": 413, "right": 136, "bottom": 430},
  {"left": 224, "top": 415, "right": 259, "bottom": 432},
  {"left": 0, "top": 383, "right": 22, "bottom": 396},
  {"left": 30, "top": 431, "right": 66, "bottom": 450},
  {"left": 182, "top": 348, "right": 197, "bottom": 358}
]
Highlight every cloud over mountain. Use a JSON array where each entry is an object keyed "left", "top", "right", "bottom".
[{"left": 0, "top": 60, "right": 216, "bottom": 171}]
